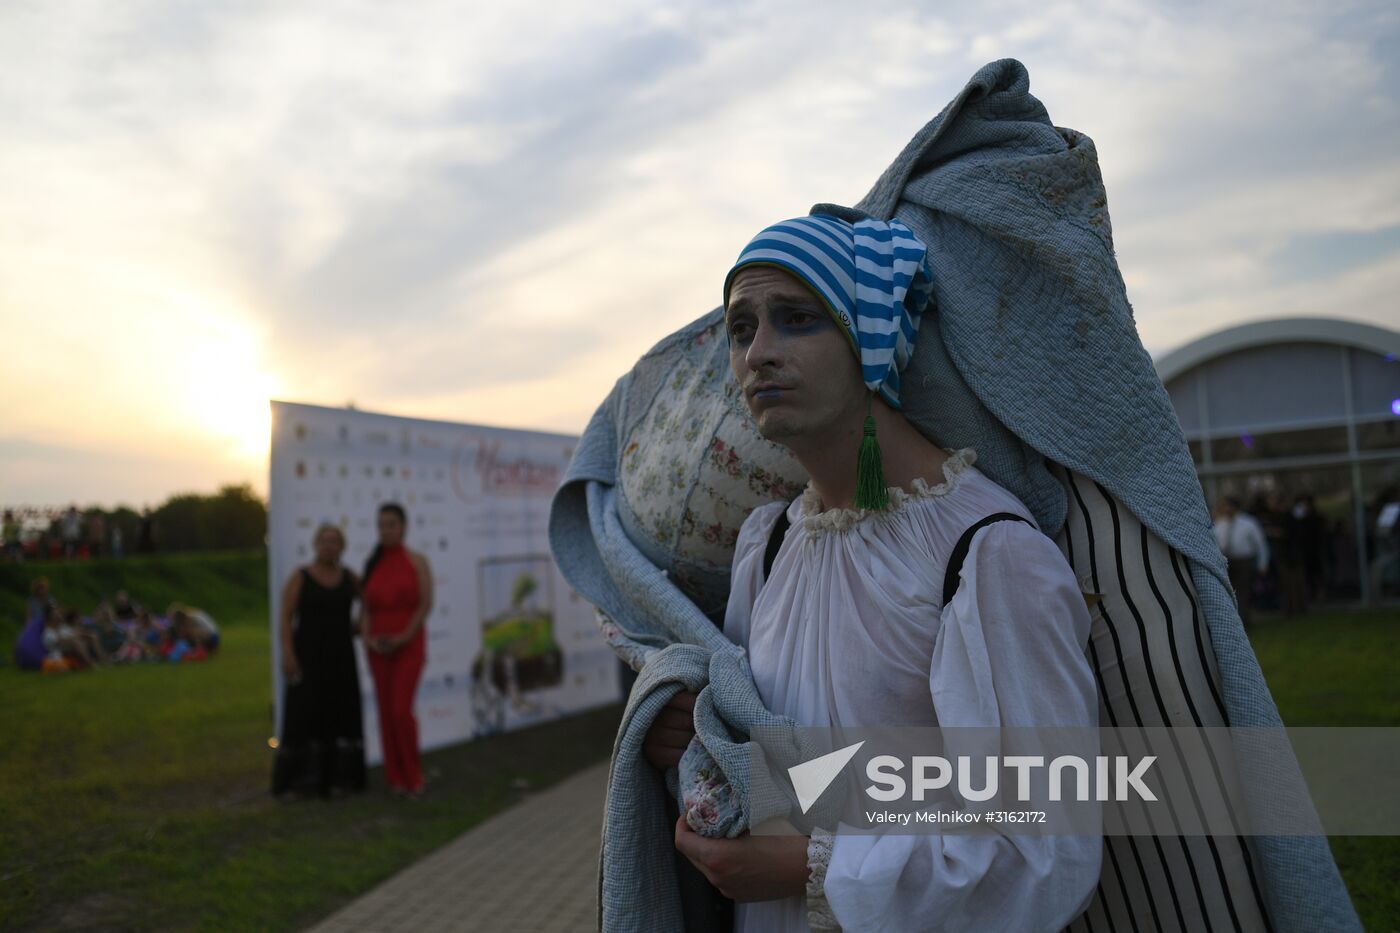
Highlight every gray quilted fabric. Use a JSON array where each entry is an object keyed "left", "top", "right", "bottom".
[{"left": 548, "top": 58, "right": 1360, "bottom": 933}]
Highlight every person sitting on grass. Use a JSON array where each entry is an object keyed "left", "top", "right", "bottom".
[
  {"left": 92, "top": 602, "right": 146, "bottom": 663},
  {"left": 13, "top": 602, "right": 48, "bottom": 671},
  {"left": 167, "top": 604, "right": 219, "bottom": 653},
  {"left": 110, "top": 625, "right": 147, "bottom": 664},
  {"left": 186, "top": 606, "right": 220, "bottom": 653},
  {"left": 65, "top": 608, "right": 106, "bottom": 665},
  {"left": 89, "top": 605, "right": 130, "bottom": 658},
  {"left": 162, "top": 611, "right": 210, "bottom": 663},
  {"left": 39, "top": 607, "right": 77, "bottom": 673},
  {"left": 136, "top": 609, "right": 163, "bottom": 654},
  {"left": 150, "top": 614, "right": 175, "bottom": 659},
  {"left": 42, "top": 606, "right": 103, "bottom": 671}
]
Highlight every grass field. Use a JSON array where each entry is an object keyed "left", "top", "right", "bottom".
[
  {"left": 1248, "top": 610, "right": 1400, "bottom": 727},
  {"left": 0, "top": 620, "right": 622, "bottom": 931},
  {"left": 1247, "top": 610, "right": 1400, "bottom": 930},
  {"left": 1, "top": 554, "right": 1396, "bottom": 930}
]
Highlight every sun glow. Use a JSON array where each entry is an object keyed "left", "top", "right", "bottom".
[{"left": 179, "top": 312, "right": 280, "bottom": 463}]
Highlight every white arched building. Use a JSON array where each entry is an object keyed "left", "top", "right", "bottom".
[{"left": 1156, "top": 317, "right": 1400, "bottom": 604}]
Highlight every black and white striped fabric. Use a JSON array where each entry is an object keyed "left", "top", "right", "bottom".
[{"left": 1053, "top": 466, "right": 1273, "bottom": 933}]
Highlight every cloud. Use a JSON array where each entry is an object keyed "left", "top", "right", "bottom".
[
  {"left": 1269, "top": 224, "right": 1400, "bottom": 283},
  {"left": 255, "top": 24, "right": 710, "bottom": 329},
  {"left": 1, "top": 0, "right": 1397, "bottom": 503},
  {"left": 0, "top": 435, "right": 251, "bottom": 507}
]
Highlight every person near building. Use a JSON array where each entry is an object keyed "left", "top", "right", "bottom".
[{"left": 1215, "top": 496, "right": 1270, "bottom": 626}]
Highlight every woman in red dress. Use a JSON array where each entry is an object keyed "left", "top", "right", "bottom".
[{"left": 360, "top": 503, "right": 434, "bottom": 796}]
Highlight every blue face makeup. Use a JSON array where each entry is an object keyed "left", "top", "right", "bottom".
[{"left": 726, "top": 301, "right": 835, "bottom": 347}]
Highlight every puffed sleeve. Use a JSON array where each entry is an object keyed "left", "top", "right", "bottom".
[
  {"left": 819, "top": 521, "right": 1102, "bottom": 933},
  {"left": 721, "top": 500, "right": 788, "bottom": 651}
]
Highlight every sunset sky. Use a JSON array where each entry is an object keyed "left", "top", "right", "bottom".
[{"left": 3, "top": 0, "right": 1398, "bottom": 508}]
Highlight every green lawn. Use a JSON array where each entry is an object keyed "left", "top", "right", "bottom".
[
  {"left": 1248, "top": 609, "right": 1400, "bottom": 726},
  {"left": 0, "top": 622, "right": 621, "bottom": 932},
  {"left": 1247, "top": 609, "right": 1400, "bottom": 931},
  {"left": 1, "top": 552, "right": 1395, "bottom": 931}
]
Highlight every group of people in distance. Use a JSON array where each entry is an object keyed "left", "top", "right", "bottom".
[
  {"left": 1211, "top": 490, "right": 1374, "bottom": 625},
  {"left": 1, "top": 505, "right": 150, "bottom": 562},
  {"left": 13, "top": 579, "right": 220, "bottom": 672},
  {"left": 272, "top": 502, "right": 435, "bottom": 801}
]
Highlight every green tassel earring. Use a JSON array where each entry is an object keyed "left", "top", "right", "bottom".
[{"left": 854, "top": 393, "right": 889, "bottom": 511}]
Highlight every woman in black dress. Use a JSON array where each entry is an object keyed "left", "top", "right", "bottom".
[{"left": 272, "top": 523, "right": 367, "bottom": 797}]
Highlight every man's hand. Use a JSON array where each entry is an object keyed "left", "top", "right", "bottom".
[
  {"left": 673, "top": 815, "right": 810, "bottom": 902},
  {"left": 642, "top": 689, "right": 698, "bottom": 770},
  {"left": 281, "top": 650, "right": 301, "bottom": 681}
]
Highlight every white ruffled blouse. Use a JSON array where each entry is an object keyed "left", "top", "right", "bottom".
[{"left": 723, "top": 449, "right": 1102, "bottom": 933}]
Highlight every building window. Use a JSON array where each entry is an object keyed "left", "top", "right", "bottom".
[
  {"left": 1209, "top": 425, "right": 1350, "bottom": 464},
  {"left": 1357, "top": 418, "right": 1400, "bottom": 453}
]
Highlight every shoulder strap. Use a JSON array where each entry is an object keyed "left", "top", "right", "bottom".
[
  {"left": 941, "top": 512, "right": 1033, "bottom": 606},
  {"left": 761, "top": 510, "right": 791, "bottom": 583},
  {"left": 717, "top": 507, "right": 791, "bottom": 636}
]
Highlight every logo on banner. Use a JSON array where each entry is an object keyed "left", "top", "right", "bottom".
[{"left": 454, "top": 440, "right": 560, "bottom": 499}]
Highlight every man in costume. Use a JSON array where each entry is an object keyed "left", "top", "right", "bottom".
[
  {"left": 549, "top": 59, "right": 1359, "bottom": 933},
  {"left": 666, "top": 213, "right": 1103, "bottom": 931}
]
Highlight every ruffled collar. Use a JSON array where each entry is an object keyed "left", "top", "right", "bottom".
[{"left": 798, "top": 448, "right": 978, "bottom": 535}]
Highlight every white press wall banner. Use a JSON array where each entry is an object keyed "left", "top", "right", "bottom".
[{"left": 267, "top": 400, "right": 618, "bottom": 764}]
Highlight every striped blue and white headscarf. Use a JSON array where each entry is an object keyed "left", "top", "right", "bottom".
[{"left": 722, "top": 213, "right": 935, "bottom": 409}]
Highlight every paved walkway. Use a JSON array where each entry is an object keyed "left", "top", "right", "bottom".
[{"left": 308, "top": 761, "right": 610, "bottom": 932}]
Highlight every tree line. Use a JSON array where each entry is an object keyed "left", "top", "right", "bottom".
[{"left": 10, "top": 484, "right": 267, "bottom": 558}]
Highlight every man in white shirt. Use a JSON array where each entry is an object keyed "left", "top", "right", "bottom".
[
  {"left": 653, "top": 213, "right": 1100, "bottom": 932},
  {"left": 1213, "top": 496, "right": 1270, "bottom": 628}
]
